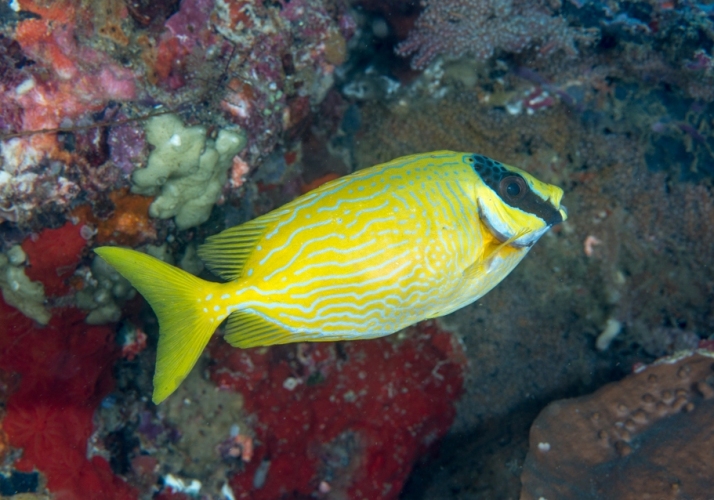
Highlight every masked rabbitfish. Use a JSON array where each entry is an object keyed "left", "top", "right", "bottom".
[{"left": 96, "top": 151, "right": 567, "bottom": 403}]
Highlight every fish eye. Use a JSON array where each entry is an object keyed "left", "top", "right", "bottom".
[{"left": 499, "top": 175, "right": 528, "bottom": 200}]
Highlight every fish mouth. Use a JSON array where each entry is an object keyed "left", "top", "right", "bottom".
[{"left": 555, "top": 205, "right": 568, "bottom": 224}]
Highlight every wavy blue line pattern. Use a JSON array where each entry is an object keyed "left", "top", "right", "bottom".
[{"left": 203, "top": 151, "right": 546, "bottom": 341}]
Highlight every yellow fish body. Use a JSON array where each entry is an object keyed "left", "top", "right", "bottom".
[{"left": 96, "top": 151, "right": 567, "bottom": 403}]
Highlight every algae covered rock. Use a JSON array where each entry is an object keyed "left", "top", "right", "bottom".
[{"left": 520, "top": 351, "right": 714, "bottom": 500}]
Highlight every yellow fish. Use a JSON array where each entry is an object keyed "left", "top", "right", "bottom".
[{"left": 96, "top": 151, "right": 567, "bottom": 403}]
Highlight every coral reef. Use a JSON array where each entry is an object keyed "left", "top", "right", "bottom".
[
  {"left": 131, "top": 114, "right": 246, "bottom": 230},
  {"left": 72, "top": 188, "right": 156, "bottom": 248},
  {"left": 0, "top": 245, "right": 49, "bottom": 325},
  {"left": 70, "top": 321, "right": 465, "bottom": 500},
  {"left": 0, "top": 0, "right": 354, "bottom": 231},
  {"left": 0, "top": 300, "right": 136, "bottom": 500},
  {"left": 520, "top": 350, "right": 714, "bottom": 499},
  {"left": 210, "top": 321, "right": 465, "bottom": 499},
  {"left": 396, "top": 0, "right": 597, "bottom": 69},
  {"left": 392, "top": 0, "right": 714, "bottom": 105},
  {"left": 0, "top": 0, "right": 137, "bottom": 227},
  {"left": 213, "top": 0, "right": 351, "bottom": 159},
  {"left": 0, "top": 0, "right": 713, "bottom": 498},
  {"left": 90, "top": 356, "right": 249, "bottom": 499},
  {"left": 161, "top": 361, "right": 248, "bottom": 492}
]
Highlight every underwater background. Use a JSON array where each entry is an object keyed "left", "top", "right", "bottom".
[{"left": 0, "top": 0, "right": 713, "bottom": 498}]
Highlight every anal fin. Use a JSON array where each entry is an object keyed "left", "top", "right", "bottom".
[{"left": 224, "top": 310, "right": 296, "bottom": 348}]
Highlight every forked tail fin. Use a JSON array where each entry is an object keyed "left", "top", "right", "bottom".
[{"left": 94, "top": 246, "right": 221, "bottom": 404}]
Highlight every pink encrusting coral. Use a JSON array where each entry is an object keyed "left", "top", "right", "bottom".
[
  {"left": 153, "top": 0, "right": 217, "bottom": 89},
  {"left": 0, "top": 1, "right": 139, "bottom": 226},
  {"left": 396, "top": 0, "right": 597, "bottom": 69},
  {"left": 210, "top": 321, "right": 466, "bottom": 499},
  {"left": 12, "top": 4, "right": 137, "bottom": 129},
  {"left": 213, "top": 0, "right": 351, "bottom": 159},
  {"left": 0, "top": 0, "right": 355, "bottom": 228}
]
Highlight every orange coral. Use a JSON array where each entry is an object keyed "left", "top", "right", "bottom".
[
  {"left": 221, "top": 79, "right": 255, "bottom": 120},
  {"left": 96, "top": 0, "right": 130, "bottom": 46},
  {"left": 16, "top": 1, "right": 78, "bottom": 78},
  {"left": 74, "top": 189, "right": 156, "bottom": 247},
  {"left": 98, "top": 190, "right": 156, "bottom": 246},
  {"left": 219, "top": 0, "right": 256, "bottom": 30},
  {"left": 229, "top": 155, "right": 250, "bottom": 189},
  {"left": 17, "top": 0, "right": 76, "bottom": 23}
]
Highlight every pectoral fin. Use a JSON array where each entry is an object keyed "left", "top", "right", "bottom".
[{"left": 463, "top": 228, "right": 531, "bottom": 280}]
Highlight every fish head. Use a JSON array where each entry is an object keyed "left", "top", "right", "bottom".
[{"left": 467, "top": 154, "right": 568, "bottom": 247}]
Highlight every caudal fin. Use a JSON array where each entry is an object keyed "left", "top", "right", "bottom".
[{"left": 94, "top": 246, "right": 220, "bottom": 404}]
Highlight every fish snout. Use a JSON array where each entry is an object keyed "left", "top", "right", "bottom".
[{"left": 557, "top": 205, "right": 568, "bottom": 224}]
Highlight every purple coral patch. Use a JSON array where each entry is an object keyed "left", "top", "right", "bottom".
[
  {"left": 164, "top": 0, "right": 213, "bottom": 48},
  {"left": 108, "top": 122, "right": 147, "bottom": 176},
  {"left": 395, "top": 0, "right": 596, "bottom": 69}
]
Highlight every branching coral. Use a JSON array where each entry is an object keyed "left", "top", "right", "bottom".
[{"left": 396, "top": 0, "right": 597, "bottom": 69}]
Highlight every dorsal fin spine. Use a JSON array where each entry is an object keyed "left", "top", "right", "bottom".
[{"left": 197, "top": 219, "right": 275, "bottom": 280}]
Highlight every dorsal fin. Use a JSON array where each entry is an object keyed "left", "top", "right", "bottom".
[{"left": 197, "top": 212, "right": 284, "bottom": 281}]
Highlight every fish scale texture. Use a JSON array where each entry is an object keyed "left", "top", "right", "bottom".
[{"left": 208, "top": 152, "right": 530, "bottom": 340}]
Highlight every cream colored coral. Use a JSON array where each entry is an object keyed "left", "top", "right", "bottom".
[
  {"left": 76, "top": 253, "right": 135, "bottom": 325},
  {"left": 0, "top": 245, "right": 51, "bottom": 324},
  {"left": 132, "top": 114, "right": 246, "bottom": 230}
]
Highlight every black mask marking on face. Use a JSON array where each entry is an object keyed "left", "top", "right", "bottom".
[{"left": 466, "top": 154, "right": 563, "bottom": 226}]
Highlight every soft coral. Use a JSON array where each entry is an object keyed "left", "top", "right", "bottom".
[
  {"left": 0, "top": 301, "right": 137, "bottom": 500},
  {"left": 211, "top": 320, "right": 465, "bottom": 499},
  {"left": 21, "top": 221, "right": 88, "bottom": 297}
]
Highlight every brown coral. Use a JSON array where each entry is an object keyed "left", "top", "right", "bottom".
[{"left": 520, "top": 351, "right": 714, "bottom": 499}]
